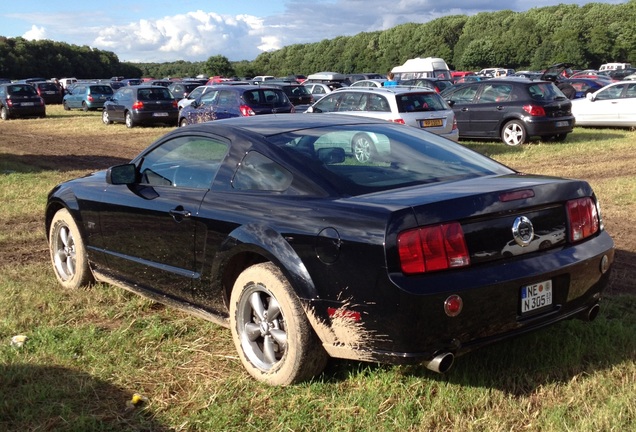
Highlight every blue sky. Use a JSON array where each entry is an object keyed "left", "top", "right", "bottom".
[{"left": 0, "top": 0, "right": 627, "bottom": 62}]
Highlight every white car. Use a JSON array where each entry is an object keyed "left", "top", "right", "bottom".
[
  {"left": 571, "top": 81, "right": 636, "bottom": 127},
  {"left": 305, "top": 87, "right": 459, "bottom": 142},
  {"left": 177, "top": 85, "right": 214, "bottom": 110}
]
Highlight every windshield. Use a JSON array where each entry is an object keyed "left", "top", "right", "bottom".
[{"left": 269, "top": 123, "right": 513, "bottom": 196}]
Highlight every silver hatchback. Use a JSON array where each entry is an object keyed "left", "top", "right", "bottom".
[{"left": 306, "top": 87, "right": 459, "bottom": 141}]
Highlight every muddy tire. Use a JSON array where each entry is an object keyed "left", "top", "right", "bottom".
[
  {"left": 230, "top": 262, "right": 328, "bottom": 385},
  {"left": 49, "top": 208, "right": 94, "bottom": 289}
]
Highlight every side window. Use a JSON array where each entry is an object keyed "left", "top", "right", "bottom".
[
  {"left": 368, "top": 94, "right": 390, "bottom": 111},
  {"left": 232, "top": 151, "right": 292, "bottom": 192},
  {"left": 314, "top": 93, "right": 341, "bottom": 112},
  {"left": 200, "top": 90, "right": 218, "bottom": 105},
  {"left": 138, "top": 136, "right": 229, "bottom": 189},
  {"left": 448, "top": 85, "right": 478, "bottom": 104},
  {"left": 626, "top": 83, "right": 636, "bottom": 98},
  {"left": 596, "top": 84, "right": 624, "bottom": 100},
  {"left": 337, "top": 92, "right": 365, "bottom": 111},
  {"left": 478, "top": 84, "right": 512, "bottom": 102}
]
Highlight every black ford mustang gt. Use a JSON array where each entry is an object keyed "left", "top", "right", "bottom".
[{"left": 45, "top": 114, "right": 614, "bottom": 385}]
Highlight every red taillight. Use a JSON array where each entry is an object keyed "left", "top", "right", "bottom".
[
  {"left": 6, "top": 96, "right": 13, "bottom": 107},
  {"left": 452, "top": 117, "right": 458, "bottom": 130},
  {"left": 132, "top": 101, "right": 144, "bottom": 110},
  {"left": 523, "top": 104, "right": 546, "bottom": 116},
  {"left": 240, "top": 104, "right": 255, "bottom": 116},
  {"left": 567, "top": 197, "right": 599, "bottom": 242},
  {"left": 398, "top": 222, "right": 470, "bottom": 274},
  {"left": 87, "top": 95, "right": 94, "bottom": 102},
  {"left": 390, "top": 118, "right": 406, "bottom": 124},
  {"left": 172, "top": 100, "right": 178, "bottom": 109}
]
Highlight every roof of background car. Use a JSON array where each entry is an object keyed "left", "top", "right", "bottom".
[
  {"left": 178, "top": 112, "right": 388, "bottom": 136},
  {"left": 333, "top": 86, "right": 438, "bottom": 95}
]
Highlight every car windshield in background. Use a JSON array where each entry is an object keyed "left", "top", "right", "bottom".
[
  {"left": 271, "top": 124, "right": 512, "bottom": 195},
  {"left": 138, "top": 88, "right": 172, "bottom": 100},
  {"left": 396, "top": 93, "right": 449, "bottom": 112},
  {"left": 528, "top": 83, "right": 565, "bottom": 101}
]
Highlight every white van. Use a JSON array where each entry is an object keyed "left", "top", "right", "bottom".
[
  {"left": 391, "top": 57, "right": 451, "bottom": 81},
  {"left": 599, "top": 63, "right": 632, "bottom": 71}
]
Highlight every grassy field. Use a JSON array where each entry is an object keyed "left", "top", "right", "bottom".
[{"left": 0, "top": 106, "right": 635, "bottom": 431}]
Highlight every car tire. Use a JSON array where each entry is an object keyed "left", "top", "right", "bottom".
[
  {"left": 179, "top": 118, "right": 188, "bottom": 127},
  {"left": 553, "top": 133, "right": 568, "bottom": 142},
  {"left": 82, "top": 102, "right": 89, "bottom": 112},
  {"left": 63, "top": 101, "right": 70, "bottom": 111},
  {"left": 49, "top": 208, "right": 94, "bottom": 289},
  {"left": 125, "top": 111, "right": 135, "bottom": 128},
  {"left": 501, "top": 120, "right": 527, "bottom": 146},
  {"left": 230, "top": 262, "right": 328, "bottom": 385},
  {"left": 351, "top": 133, "right": 376, "bottom": 162},
  {"left": 102, "top": 110, "right": 112, "bottom": 125},
  {"left": 0, "top": 106, "right": 8, "bottom": 120}
]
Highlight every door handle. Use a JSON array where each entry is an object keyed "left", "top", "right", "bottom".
[{"left": 169, "top": 206, "right": 191, "bottom": 222}]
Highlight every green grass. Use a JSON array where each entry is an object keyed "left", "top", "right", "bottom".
[{"left": 1, "top": 110, "right": 635, "bottom": 431}]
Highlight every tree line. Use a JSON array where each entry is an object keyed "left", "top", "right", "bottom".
[{"left": 1, "top": 1, "right": 634, "bottom": 81}]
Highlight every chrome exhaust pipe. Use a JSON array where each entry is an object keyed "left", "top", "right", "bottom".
[
  {"left": 423, "top": 352, "right": 454, "bottom": 374},
  {"left": 586, "top": 303, "right": 600, "bottom": 321}
]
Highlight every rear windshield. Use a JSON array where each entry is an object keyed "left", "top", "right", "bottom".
[
  {"left": 244, "top": 89, "right": 289, "bottom": 107},
  {"left": 8, "top": 85, "right": 37, "bottom": 95},
  {"left": 396, "top": 93, "right": 449, "bottom": 112},
  {"left": 269, "top": 123, "right": 512, "bottom": 196},
  {"left": 90, "top": 85, "right": 114, "bottom": 94},
  {"left": 38, "top": 83, "right": 59, "bottom": 91},
  {"left": 137, "top": 88, "right": 173, "bottom": 100},
  {"left": 528, "top": 83, "right": 564, "bottom": 101}
]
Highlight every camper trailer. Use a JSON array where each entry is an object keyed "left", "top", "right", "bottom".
[{"left": 391, "top": 57, "right": 451, "bottom": 81}]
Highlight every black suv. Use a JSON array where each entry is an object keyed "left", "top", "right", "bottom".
[
  {"left": 259, "top": 81, "right": 314, "bottom": 110},
  {"left": 441, "top": 77, "right": 574, "bottom": 145},
  {"left": 0, "top": 83, "right": 46, "bottom": 120}
]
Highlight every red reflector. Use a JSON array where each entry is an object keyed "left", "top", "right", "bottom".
[
  {"left": 567, "top": 197, "right": 599, "bottom": 242},
  {"left": 398, "top": 222, "right": 470, "bottom": 275},
  {"left": 523, "top": 104, "right": 546, "bottom": 116},
  {"left": 500, "top": 189, "right": 535, "bottom": 202},
  {"left": 444, "top": 295, "right": 463, "bottom": 317},
  {"left": 327, "top": 307, "right": 361, "bottom": 322}
]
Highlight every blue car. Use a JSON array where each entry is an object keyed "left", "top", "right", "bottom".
[
  {"left": 562, "top": 78, "right": 608, "bottom": 99},
  {"left": 63, "top": 84, "right": 114, "bottom": 111}
]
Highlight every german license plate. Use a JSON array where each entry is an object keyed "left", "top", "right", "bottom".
[
  {"left": 555, "top": 121, "right": 569, "bottom": 127},
  {"left": 153, "top": 112, "right": 168, "bottom": 117},
  {"left": 21, "top": 102, "right": 34, "bottom": 106},
  {"left": 521, "top": 280, "right": 552, "bottom": 313},
  {"left": 45, "top": 91, "right": 56, "bottom": 94},
  {"left": 420, "top": 119, "right": 443, "bottom": 128}
]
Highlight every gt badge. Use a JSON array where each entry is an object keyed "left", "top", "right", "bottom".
[{"left": 512, "top": 216, "right": 534, "bottom": 247}]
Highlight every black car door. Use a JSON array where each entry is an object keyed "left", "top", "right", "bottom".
[
  {"left": 96, "top": 133, "right": 229, "bottom": 303},
  {"left": 445, "top": 84, "right": 478, "bottom": 136},
  {"left": 107, "top": 87, "right": 132, "bottom": 122},
  {"left": 469, "top": 82, "right": 514, "bottom": 137}
]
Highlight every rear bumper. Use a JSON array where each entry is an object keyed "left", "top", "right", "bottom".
[
  {"left": 309, "top": 230, "right": 614, "bottom": 365},
  {"left": 132, "top": 110, "right": 179, "bottom": 125},
  {"left": 524, "top": 115, "right": 575, "bottom": 137}
]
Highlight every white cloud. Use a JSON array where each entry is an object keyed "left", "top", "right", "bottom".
[
  {"left": 92, "top": 10, "right": 269, "bottom": 62},
  {"left": 23, "top": 25, "right": 47, "bottom": 41}
]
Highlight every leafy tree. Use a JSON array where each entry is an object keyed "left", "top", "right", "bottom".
[{"left": 205, "top": 55, "right": 235, "bottom": 77}]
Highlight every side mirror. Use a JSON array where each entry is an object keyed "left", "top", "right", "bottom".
[
  {"left": 190, "top": 100, "right": 199, "bottom": 108},
  {"left": 586, "top": 92, "right": 595, "bottom": 101},
  {"left": 106, "top": 163, "right": 137, "bottom": 185},
  {"left": 306, "top": 106, "right": 314, "bottom": 113},
  {"left": 446, "top": 100, "right": 455, "bottom": 107}
]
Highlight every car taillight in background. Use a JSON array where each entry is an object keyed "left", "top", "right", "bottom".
[
  {"left": 390, "top": 118, "right": 406, "bottom": 124},
  {"left": 87, "top": 95, "right": 94, "bottom": 102},
  {"left": 567, "top": 197, "right": 599, "bottom": 242},
  {"left": 523, "top": 104, "right": 546, "bottom": 116},
  {"left": 132, "top": 101, "right": 144, "bottom": 110},
  {"left": 240, "top": 105, "right": 256, "bottom": 116},
  {"left": 398, "top": 222, "right": 470, "bottom": 274}
]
